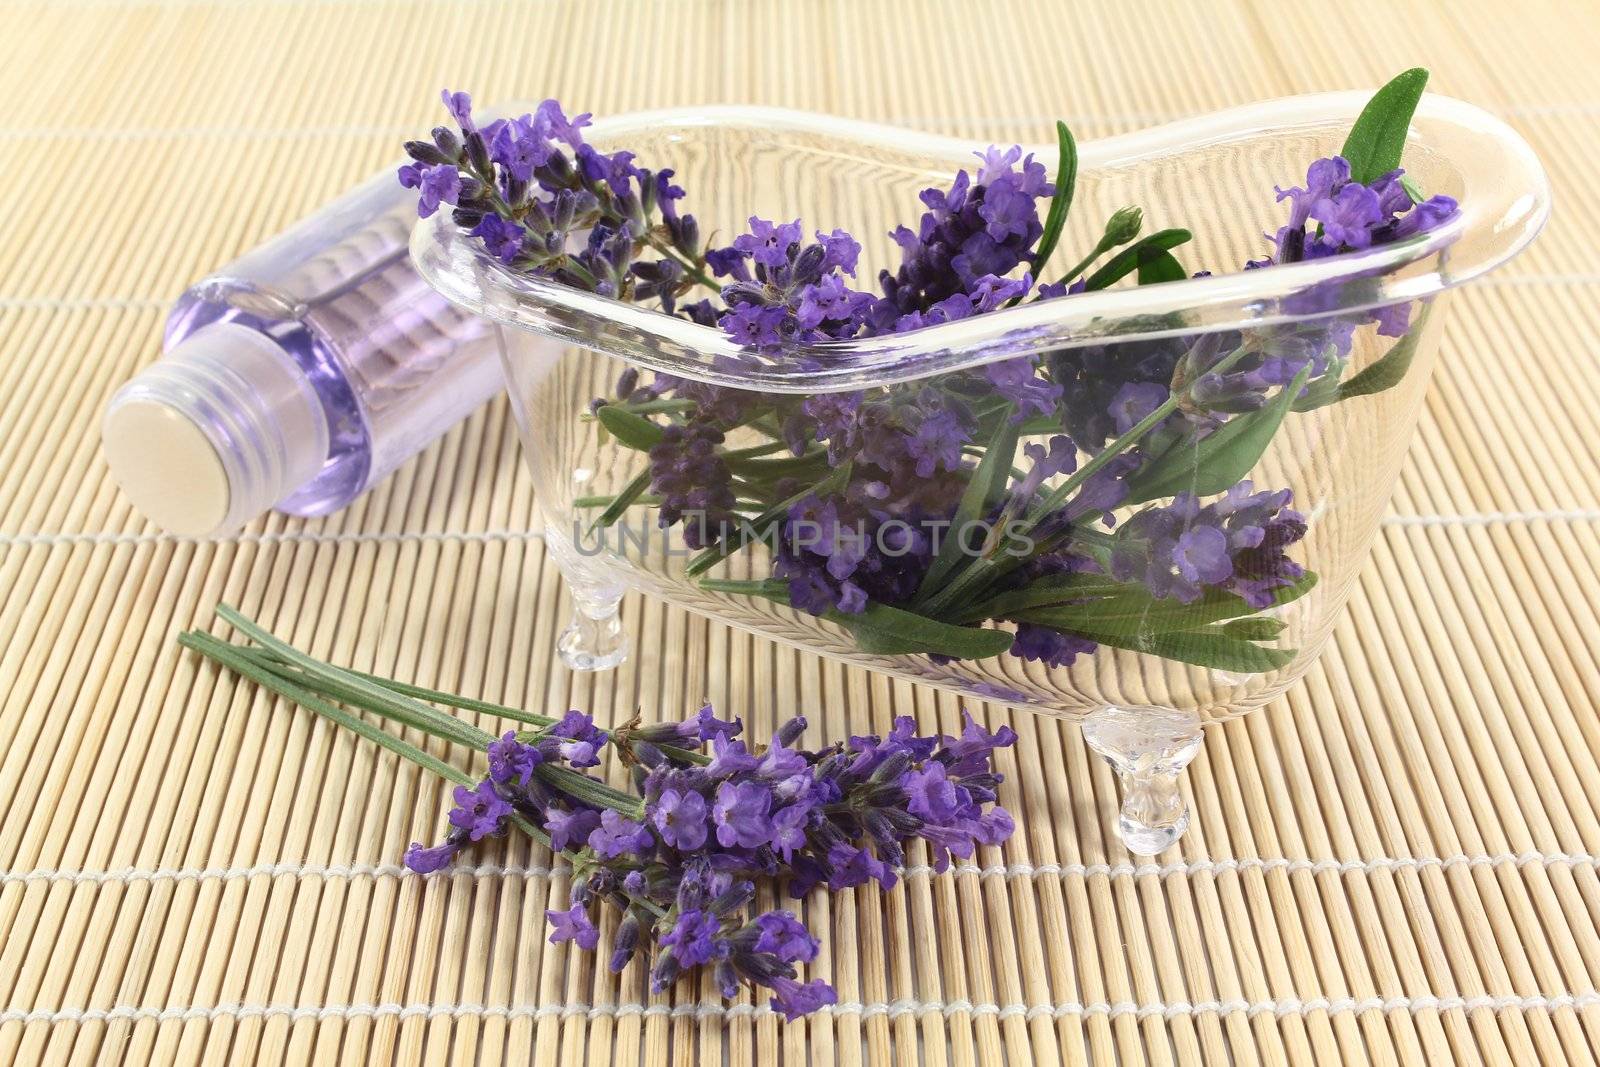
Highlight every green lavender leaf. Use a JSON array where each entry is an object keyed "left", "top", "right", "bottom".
[
  {"left": 1085, "top": 626, "right": 1296, "bottom": 673},
  {"left": 1333, "top": 309, "right": 1428, "bottom": 400},
  {"left": 178, "top": 632, "right": 477, "bottom": 786},
  {"left": 595, "top": 404, "right": 665, "bottom": 451},
  {"left": 837, "top": 606, "right": 1015, "bottom": 660},
  {"left": 915, "top": 411, "right": 1019, "bottom": 599},
  {"left": 1290, "top": 308, "right": 1429, "bottom": 413},
  {"left": 589, "top": 469, "right": 652, "bottom": 531},
  {"left": 959, "top": 572, "right": 1128, "bottom": 622},
  {"left": 1006, "top": 571, "right": 1316, "bottom": 640},
  {"left": 1341, "top": 68, "right": 1429, "bottom": 184},
  {"left": 1031, "top": 121, "right": 1078, "bottom": 274},
  {"left": 1289, "top": 357, "right": 1346, "bottom": 412},
  {"left": 700, "top": 578, "right": 1014, "bottom": 659},
  {"left": 213, "top": 604, "right": 496, "bottom": 750},
  {"left": 1082, "top": 229, "right": 1192, "bottom": 291},
  {"left": 1221, "top": 617, "right": 1287, "bottom": 641},
  {"left": 1136, "top": 248, "right": 1187, "bottom": 285},
  {"left": 1125, "top": 364, "right": 1311, "bottom": 504}
]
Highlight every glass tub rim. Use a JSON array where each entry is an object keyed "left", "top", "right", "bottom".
[{"left": 410, "top": 93, "right": 1548, "bottom": 395}]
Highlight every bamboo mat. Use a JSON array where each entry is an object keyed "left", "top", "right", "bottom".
[{"left": 2, "top": 1, "right": 1600, "bottom": 1064}]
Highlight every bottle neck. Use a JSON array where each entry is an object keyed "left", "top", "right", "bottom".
[{"left": 101, "top": 322, "right": 330, "bottom": 536}]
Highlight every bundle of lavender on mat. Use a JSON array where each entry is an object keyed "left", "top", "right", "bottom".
[
  {"left": 400, "top": 70, "right": 1459, "bottom": 674},
  {"left": 180, "top": 607, "right": 1016, "bottom": 1020}
]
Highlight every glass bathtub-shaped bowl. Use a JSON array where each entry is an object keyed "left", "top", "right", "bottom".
[{"left": 412, "top": 95, "right": 1547, "bottom": 854}]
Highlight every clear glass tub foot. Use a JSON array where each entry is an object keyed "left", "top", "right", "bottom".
[
  {"left": 545, "top": 526, "right": 631, "bottom": 672},
  {"left": 557, "top": 602, "right": 629, "bottom": 671},
  {"left": 1082, "top": 706, "right": 1203, "bottom": 856}
]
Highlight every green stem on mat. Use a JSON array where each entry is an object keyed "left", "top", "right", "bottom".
[
  {"left": 179, "top": 631, "right": 551, "bottom": 846},
  {"left": 212, "top": 604, "right": 497, "bottom": 750}
]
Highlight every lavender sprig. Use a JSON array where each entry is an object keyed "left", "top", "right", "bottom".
[
  {"left": 178, "top": 606, "right": 1017, "bottom": 1021},
  {"left": 402, "top": 91, "right": 716, "bottom": 307}
]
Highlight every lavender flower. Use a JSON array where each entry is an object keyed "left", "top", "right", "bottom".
[
  {"left": 1267, "top": 154, "right": 1458, "bottom": 265},
  {"left": 400, "top": 701, "right": 1016, "bottom": 1020},
  {"left": 403, "top": 838, "right": 463, "bottom": 874},
  {"left": 660, "top": 909, "right": 724, "bottom": 968},
  {"left": 547, "top": 903, "right": 600, "bottom": 950},
  {"left": 768, "top": 978, "right": 839, "bottom": 1021},
  {"left": 1109, "top": 481, "right": 1307, "bottom": 606},
  {"left": 446, "top": 781, "right": 511, "bottom": 841},
  {"left": 487, "top": 731, "right": 541, "bottom": 787},
  {"left": 866, "top": 147, "right": 1053, "bottom": 332},
  {"left": 651, "top": 787, "right": 709, "bottom": 850},
  {"left": 713, "top": 780, "right": 774, "bottom": 849},
  {"left": 647, "top": 421, "right": 737, "bottom": 549},
  {"left": 545, "top": 806, "right": 601, "bottom": 851},
  {"left": 1011, "top": 623, "right": 1097, "bottom": 669},
  {"left": 403, "top": 91, "right": 712, "bottom": 316},
  {"left": 708, "top": 217, "right": 873, "bottom": 350},
  {"left": 588, "top": 809, "right": 655, "bottom": 858}
]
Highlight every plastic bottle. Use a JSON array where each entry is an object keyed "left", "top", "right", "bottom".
[{"left": 102, "top": 169, "right": 501, "bottom": 536}]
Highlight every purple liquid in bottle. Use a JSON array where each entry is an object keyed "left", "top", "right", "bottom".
[{"left": 104, "top": 170, "right": 502, "bottom": 535}]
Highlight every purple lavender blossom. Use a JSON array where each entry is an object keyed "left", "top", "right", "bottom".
[
  {"left": 1108, "top": 381, "right": 1170, "bottom": 435},
  {"left": 1110, "top": 481, "right": 1307, "bottom": 606},
  {"left": 713, "top": 780, "right": 774, "bottom": 849},
  {"left": 631, "top": 703, "right": 742, "bottom": 746},
  {"left": 486, "top": 114, "right": 553, "bottom": 181},
  {"left": 661, "top": 909, "right": 725, "bottom": 968},
  {"left": 709, "top": 217, "right": 873, "bottom": 351},
  {"left": 902, "top": 404, "right": 970, "bottom": 479},
  {"left": 707, "top": 735, "right": 762, "bottom": 777},
  {"left": 866, "top": 147, "right": 1052, "bottom": 333},
  {"left": 544, "top": 710, "right": 609, "bottom": 768},
  {"left": 651, "top": 787, "right": 709, "bottom": 850},
  {"left": 446, "top": 781, "right": 511, "bottom": 841},
  {"left": 1011, "top": 623, "right": 1097, "bottom": 669},
  {"left": 647, "top": 421, "right": 738, "bottom": 549},
  {"left": 401, "top": 701, "right": 1017, "bottom": 1020},
  {"left": 487, "top": 731, "right": 541, "bottom": 787},
  {"left": 547, "top": 903, "right": 600, "bottom": 950},
  {"left": 769, "top": 977, "right": 839, "bottom": 1021},
  {"left": 1313, "top": 183, "right": 1384, "bottom": 249},
  {"left": 397, "top": 162, "right": 462, "bottom": 219},
  {"left": 1268, "top": 154, "right": 1458, "bottom": 264},
  {"left": 440, "top": 90, "right": 475, "bottom": 131},
  {"left": 734, "top": 217, "right": 805, "bottom": 269},
  {"left": 588, "top": 809, "right": 655, "bottom": 859},
  {"left": 470, "top": 215, "right": 525, "bottom": 264},
  {"left": 751, "top": 912, "right": 819, "bottom": 963},
  {"left": 770, "top": 805, "right": 811, "bottom": 860},
  {"left": 985, "top": 355, "right": 1064, "bottom": 422},
  {"left": 544, "top": 807, "right": 601, "bottom": 851},
  {"left": 403, "top": 838, "right": 463, "bottom": 874},
  {"left": 826, "top": 843, "right": 895, "bottom": 891}
]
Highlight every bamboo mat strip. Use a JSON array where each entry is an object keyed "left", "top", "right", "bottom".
[{"left": 3, "top": 2, "right": 1600, "bottom": 1065}]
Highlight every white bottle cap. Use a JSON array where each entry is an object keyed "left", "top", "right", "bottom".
[{"left": 102, "top": 322, "right": 329, "bottom": 537}]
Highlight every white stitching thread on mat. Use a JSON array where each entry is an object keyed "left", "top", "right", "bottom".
[
  {"left": 6, "top": 848, "right": 1600, "bottom": 889},
  {"left": 3, "top": 509, "right": 1599, "bottom": 551},
  {"left": 4, "top": 990, "right": 1598, "bottom": 1027},
  {"left": 0, "top": 859, "right": 561, "bottom": 886}
]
